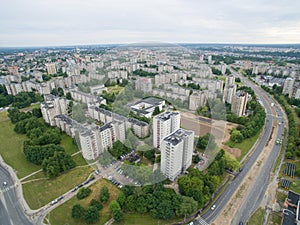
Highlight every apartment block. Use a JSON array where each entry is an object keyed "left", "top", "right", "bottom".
[
  {"left": 160, "top": 128, "right": 194, "bottom": 181},
  {"left": 153, "top": 111, "right": 180, "bottom": 149}
]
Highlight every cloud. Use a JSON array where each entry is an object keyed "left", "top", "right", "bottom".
[{"left": 0, "top": 0, "right": 300, "bottom": 46}]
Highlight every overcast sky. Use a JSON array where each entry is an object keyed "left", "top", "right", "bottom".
[{"left": 1, "top": 0, "right": 300, "bottom": 47}]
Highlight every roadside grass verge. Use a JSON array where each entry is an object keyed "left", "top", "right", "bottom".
[
  {"left": 225, "top": 130, "right": 261, "bottom": 162},
  {"left": 247, "top": 207, "right": 264, "bottom": 225},
  {"left": 22, "top": 166, "right": 93, "bottom": 209},
  {"left": 267, "top": 212, "right": 282, "bottom": 225},
  {"left": 47, "top": 179, "right": 120, "bottom": 225}
]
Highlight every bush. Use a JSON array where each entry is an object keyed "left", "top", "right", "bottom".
[
  {"left": 77, "top": 187, "right": 92, "bottom": 200},
  {"left": 71, "top": 204, "right": 85, "bottom": 219}
]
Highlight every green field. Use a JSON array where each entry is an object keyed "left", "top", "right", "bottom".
[
  {"left": 22, "top": 166, "right": 93, "bottom": 209},
  {"left": 247, "top": 207, "right": 265, "bottom": 225},
  {"left": 47, "top": 179, "right": 120, "bottom": 225},
  {"left": 0, "top": 111, "right": 41, "bottom": 178},
  {"left": 60, "top": 133, "right": 79, "bottom": 155},
  {"left": 225, "top": 130, "right": 261, "bottom": 161}
]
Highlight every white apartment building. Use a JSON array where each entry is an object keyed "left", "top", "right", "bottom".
[
  {"left": 41, "top": 95, "right": 68, "bottom": 126},
  {"left": 160, "top": 128, "right": 194, "bottom": 181},
  {"left": 231, "top": 91, "right": 248, "bottom": 117},
  {"left": 223, "top": 85, "right": 236, "bottom": 104},
  {"left": 189, "top": 91, "right": 207, "bottom": 110},
  {"left": 283, "top": 77, "right": 295, "bottom": 98},
  {"left": 153, "top": 111, "right": 180, "bottom": 149},
  {"left": 45, "top": 63, "right": 57, "bottom": 75}
]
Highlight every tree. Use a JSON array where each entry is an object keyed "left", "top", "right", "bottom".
[
  {"left": 230, "top": 129, "right": 244, "bottom": 143},
  {"left": 77, "top": 187, "right": 92, "bottom": 200},
  {"left": 99, "top": 186, "right": 110, "bottom": 203},
  {"left": 109, "top": 200, "right": 123, "bottom": 223},
  {"left": 116, "top": 192, "right": 126, "bottom": 209},
  {"left": 71, "top": 204, "right": 85, "bottom": 219},
  {"left": 193, "top": 155, "right": 201, "bottom": 163},
  {"left": 66, "top": 92, "right": 72, "bottom": 100},
  {"left": 152, "top": 106, "right": 160, "bottom": 116},
  {"left": 175, "top": 196, "right": 198, "bottom": 217},
  {"left": 90, "top": 199, "right": 103, "bottom": 211},
  {"left": 84, "top": 206, "right": 99, "bottom": 224}
]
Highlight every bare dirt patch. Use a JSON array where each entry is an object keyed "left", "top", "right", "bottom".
[{"left": 181, "top": 111, "right": 240, "bottom": 159}]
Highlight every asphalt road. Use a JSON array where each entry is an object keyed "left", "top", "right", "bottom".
[
  {"left": 201, "top": 72, "right": 285, "bottom": 224},
  {"left": 0, "top": 165, "right": 32, "bottom": 225}
]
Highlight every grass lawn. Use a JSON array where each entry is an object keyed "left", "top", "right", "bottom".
[
  {"left": 225, "top": 130, "right": 261, "bottom": 161},
  {"left": 247, "top": 207, "right": 265, "bottom": 225},
  {"left": 267, "top": 212, "right": 282, "bottom": 225},
  {"left": 0, "top": 111, "right": 41, "bottom": 178},
  {"left": 107, "top": 85, "right": 124, "bottom": 95},
  {"left": 276, "top": 191, "right": 287, "bottom": 203},
  {"left": 47, "top": 179, "right": 120, "bottom": 225},
  {"left": 60, "top": 133, "right": 79, "bottom": 155},
  {"left": 72, "top": 153, "right": 88, "bottom": 166},
  {"left": 22, "top": 166, "right": 93, "bottom": 209}
]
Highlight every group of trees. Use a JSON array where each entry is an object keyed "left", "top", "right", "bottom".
[
  {"left": 109, "top": 200, "right": 123, "bottom": 222},
  {"left": 128, "top": 111, "right": 150, "bottom": 123},
  {"left": 137, "top": 149, "right": 156, "bottom": 164},
  {"left": 50, "top": 87, "right": 64, "bottom": 97},
  {"left": 211, "top": 67, "right": 222, "bottom": 75},
  {"left": 178, "top": 150, "right": 239, "bottom": 208},
  {"left": 262, "top": 85, "right": 300, "bottom": 159},
  {"left": 72, "top": 186, "right": 110, "bottom": 224},
  {"left": 116, "top": 183, "right": 197, "bottom": 220},
  {"left": 226, "top": 86, "right": 266, "bottom": 143},
  {"left": 196, "top": 133, "right": 216, "bottom": 151},
  {"left": 8, "top": 108, "right": 76, "bottom": 178},
  {"left": 0, "top": 86, "right": 43, "bottom": 109},
  {"left": 132, "top": 69, "right": 158, "bottom": 77},
  {"left": 109, "top": 140, "right": 130, "bottom": 159}
]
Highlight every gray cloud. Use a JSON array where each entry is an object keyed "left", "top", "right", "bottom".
[{"left": 0, "top": 0, "right": 299, "bottom": 46}]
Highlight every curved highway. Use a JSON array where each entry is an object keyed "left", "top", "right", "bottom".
[
  {"left": 0, "top": 165, "right": 33, "bottom": 225},
  {"left": 201, "top": 72, "right": 286, "bottom": 224}
]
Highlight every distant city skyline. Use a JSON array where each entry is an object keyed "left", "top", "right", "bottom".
[{"left": 1, "top": 0, "right": 300, "bottom": 47}]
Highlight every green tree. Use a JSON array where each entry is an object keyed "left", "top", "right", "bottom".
[
  {"left": 84, "top": 206, "right": 99, "bottom": 224},
  {"left": 99, "top": 186, "right": 110, "bottom": 203},
  {"left": 152, "top": 106, "right": 160, "bottom": 116},
  {"left": 77, "top": 187, "right": 92, "bottom": 200},
  {"left": 90, "top": 199, "right": 103, "bottom": 211},
  {"left": 71, "top": 204, "right": 85, "bottom": 219}
]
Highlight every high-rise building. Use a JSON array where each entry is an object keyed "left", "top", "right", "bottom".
[
  {"left": 45, "top": 63, "right": 57, "bottom": 75},
  {"left": 160, "top": 128, "right": 194, "bottom": 181},
  {"left": 282, "top": 77, "right": 295, "bottom": 98},
  {"left": 189, "top": 91, "right": 207, "bottom": 110},
  {"left": 153, "top": 111, "right": 180, "bottom": 149},
  {"left": 7, "top": 66, "right": 19, "bottom": 76},
  {"left": 41, "top": 95, "right": 68, "bottom": 126},
  {"left": 231, "top": 91, "right": 248, "bottom": 117},
  {"left": 223, "top": 85, "right": 236, "bottom": 104},
  {"left": 223, "top": 75, "right": 236, "bottom": 104}
]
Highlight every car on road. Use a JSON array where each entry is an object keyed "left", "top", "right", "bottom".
[
  {"left": 211, "top": 204, "right": 216, "bottom": 210},
  {"left": 3, "top": 181, "right": 7, "bottom": 186},
  {"left": 239, "top": 222, "right": 244, "bottom": 225}
]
